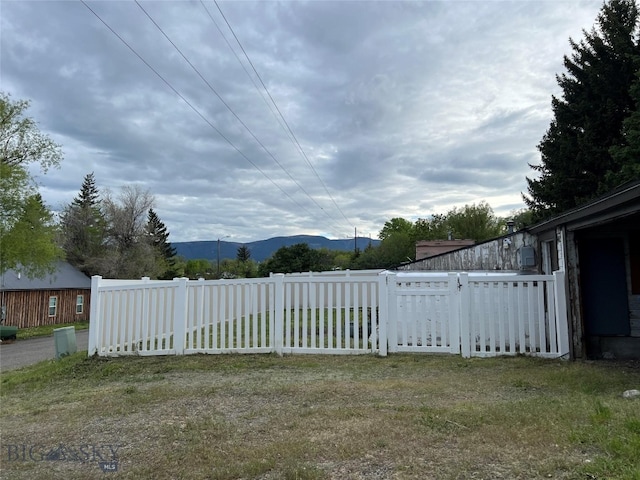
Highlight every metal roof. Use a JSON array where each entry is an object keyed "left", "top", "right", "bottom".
[{"left": 0, "top": 261, "right": 91, "bottom": 291}]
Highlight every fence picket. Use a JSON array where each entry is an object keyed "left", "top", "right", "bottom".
[
  {"left": 447, "top": 274, "right": 458, "bottom": 354},
  {"left": 538, "top": 281, "right": 546, "bottom": 353},
  {"left": 457, "top": 274, "right": 470, "bottom": 358},
  {"left": 273, "top": 274, "right": 284, "bottom": 355},
  {"left": 497, "top": 282, "right": 504, "bottom": 353},
  {"left": 344, "top": 282, "right": 351, "bottom": 349},
  {"left": 527, "top": 281, "right": 536, "bottom": 353},
  {"left": 488, "top": 282, "right": 497, "bottom": 355}
]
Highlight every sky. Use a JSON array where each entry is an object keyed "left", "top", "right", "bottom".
[{"left": 1, "top": 0, "right": 605, "bottom": 243}]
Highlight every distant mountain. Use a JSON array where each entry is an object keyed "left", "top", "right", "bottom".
[{"left": 173, "top": 235, "right": 380, "bottom": 262}]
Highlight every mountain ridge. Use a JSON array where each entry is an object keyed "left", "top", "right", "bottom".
[{"left": 173, "top": 235, "right": 380, "bottom": 262}]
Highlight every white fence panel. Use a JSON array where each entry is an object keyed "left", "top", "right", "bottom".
[
  {"left": 281, "top": 275, "right": 381, "bottom": 354},
  {"left": 89, "top": 278, "right": 179, "bottom": 356},
  {"left": 463, "top": 273, "right": 566, "bottom": 358},
  {"left": 183, "top": 278, "right": 274, "bottom": 355},
  {"left": 88, "top": 270, "right": 569, "bottom": 360}
]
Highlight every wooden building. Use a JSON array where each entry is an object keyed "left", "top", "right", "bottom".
[
  {"left": 1, "top": 261, "right": 91, "bottom": 328},
  {"left": 398, "top": 180, "right": 640, "bottom": 359},
  {"left": 529, "top": 181, "right": 640, "bottom": 360},
  {"left": 415, "top": 239, "right": 475, "bottom": 261}
]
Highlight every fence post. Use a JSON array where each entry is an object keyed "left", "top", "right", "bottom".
[
  {"left": 448, "top": 273, "right": 461, "bottom": 354},
  {"left": 273, "top": 273, "right": 285, "bottom": 356},
  {"left": 140, "top": 277, "right": 150, "bottom": 352},
  {"left": 386, "top": 271, "right": 398, "bottom": 353},
  {"left": 88, "top": 275, "right": 102, "bottom": 356},
  {"left": 173, "top": 278, "right": 188, "bottom": 355},
  {"left": 458, "top": 273, "right": 471, "bottom": 358},
  {"left": 553, "top": 270, "right": 570, "bottom": 357},
  {"left": 378, "top": 272, "right": 389, "bottom": 357}
]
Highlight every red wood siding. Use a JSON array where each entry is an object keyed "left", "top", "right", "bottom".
[{"left": 2, "top": 289, "right": 91, "bottom": 328}]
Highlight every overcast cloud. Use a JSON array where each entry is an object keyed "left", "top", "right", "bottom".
[{"left": 1, "top": 1, "right": 603, "bottom": 242}]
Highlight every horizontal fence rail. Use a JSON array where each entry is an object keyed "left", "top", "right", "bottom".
[{"left": 89, "top": 270, "right": 569, "bottom": 359}]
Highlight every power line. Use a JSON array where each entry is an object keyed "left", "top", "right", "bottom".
[
  {"left": 198, "top": 1, "right": 291, "bottom": 138},
  {"left": 133, "top": 0, "right": 346, "bottom": 235},
  {"left": 80, "top": 0, "right": 338, "bottom": 233},
  {"left": 212, "top": 0, "right": 355, "bottom": 230}
]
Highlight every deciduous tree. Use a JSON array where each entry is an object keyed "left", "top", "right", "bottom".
[
  {"left": 378, "top": 218, "right": 414, "bottom": 241},
  {"left": 100, "top": 185, "right": 158, "bottom": 279},
  {"left": 0, "top": 92, "right": 62, "bottom": 171},
  {"left": 446, "top": 202, "right": 504, "bottom": 241},
  {"left": 413, "top": 214, "right": 449, "bottom": 242},
  {"left": 0, "top": 93, "right": 63, "bottom": 277}
]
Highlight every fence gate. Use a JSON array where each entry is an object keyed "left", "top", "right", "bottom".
[
  {"left": 387, "top": 272, "right": 569, "bottom": 358},
  {"left": 387, "top": 273, "right": 460, "bottom": 354}
]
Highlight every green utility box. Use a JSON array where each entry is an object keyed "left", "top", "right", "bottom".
[{"left": 54, "top": 326, "right": 77, "bottom": 359}]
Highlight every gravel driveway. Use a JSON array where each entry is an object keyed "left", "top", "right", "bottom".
[{"left": 0, "top": 329, "right": 89, "bottom": 372}]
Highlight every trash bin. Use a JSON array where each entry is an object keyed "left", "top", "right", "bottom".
[{"left": 54, "top": 326, "right": 77, "bottom": 359}]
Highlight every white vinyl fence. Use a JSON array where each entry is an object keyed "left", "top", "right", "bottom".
[
  {"left": 88, "top": 270, "right": 569, "bottom": 359},
  {"left": 388, "top": 272, "right": 569, "bottom": 357}
]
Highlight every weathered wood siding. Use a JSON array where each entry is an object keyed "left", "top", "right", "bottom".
[
  {"left": 3, "top": 289, "right": 91, "bottom": 328},
  {"left": 400, "top": 232, "right": 538, "bottom": 272}
]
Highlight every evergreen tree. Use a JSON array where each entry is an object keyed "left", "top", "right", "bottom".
[
  {"left": 59, "top": 173, "right": 107, "bottom": 276},
  {"left": 236, "top": 245, "right": 251, "bottom": 262},
  {"left": 146, "top": 208, "right": 177, "bottom": 279},
  {"left": 72, "top": 172, "right": 101, "bottom": 209},
  {"left": 525, "top": 0, "right": 640, "bottom": 219},
  {"left": 609, "top": 72, "right": 640, "bottom": 185},
  {"left": 235, "top": 244, "right": 253, "bottom": 277}
]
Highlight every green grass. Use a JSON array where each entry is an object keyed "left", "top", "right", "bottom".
[
  {"left": 15, "top": 321, "right": 89, "bottom": 340},
  {"left": 183, "top": 308, "right": 374, "bottom": 351},
  {"left": 1, "top": 354, "right": 639, "bottom": 479}
]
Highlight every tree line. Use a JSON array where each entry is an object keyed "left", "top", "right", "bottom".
[
  {"left": 59, "top": 173, "right": 178, "bottom": 279},
  {"left": 0, "top": 92, "right": 518, "bottom": 279},
  {"left": 3, "top": 0, "right": 639, "bottom": 279}
]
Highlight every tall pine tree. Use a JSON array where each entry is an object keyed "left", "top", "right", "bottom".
[
  {"left": 609, "top": 71, "right": 640, "bottom": 184},
  {"left": 236, "top": 245, "right": 251, "bottom": 262},
  {"left": 146, "top": 208, "right": 177, "bottom": 279},
  {"left": 526, "top": 0, "right": 640, "bottom": 219},
  {"left": 59, "top": 172, "right": 107, "bottom": 276}
]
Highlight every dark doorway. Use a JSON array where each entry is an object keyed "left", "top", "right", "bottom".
[{"left": 580, "top": 237, "right": 630, "bottom": 340}]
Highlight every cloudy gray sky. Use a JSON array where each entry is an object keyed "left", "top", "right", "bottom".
[{"left": 1, "top": 0, "right": 603, "bottom": 243}]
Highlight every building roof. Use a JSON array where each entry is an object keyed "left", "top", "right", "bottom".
[
  {"left": 0, "top": 261, "right": 91, "bottom": 291},
  {"left": 529, "top": 180, "right": 640, "bottom": 234}
]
